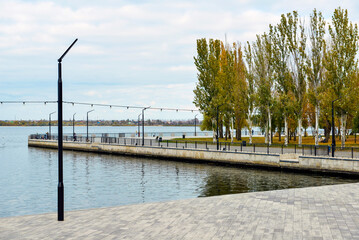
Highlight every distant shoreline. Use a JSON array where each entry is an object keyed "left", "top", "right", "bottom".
[{"left": 0, "top": 125, "right": 196, "bottom": 127}]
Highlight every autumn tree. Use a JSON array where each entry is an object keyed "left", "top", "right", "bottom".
[
  {"left": 324, "top": 7, "right": 359, "bottom": 147},
  {"left": 271, "top": 18, "right": 293, "bottom": 145},
  {"left": 244, "top": 42, "right": 256, "bottom": 144},
  {"left": 307, "top": 9, "right": 326, "bottom": 146},
  {"left": 283, "top": 11, "right": 307, "bottom": 145},
  {"left": 252, "top": 33, "right": 275, "bottom": 145},
  {"left": 193, "top": 38, "right": 221, "bottom": 140}
]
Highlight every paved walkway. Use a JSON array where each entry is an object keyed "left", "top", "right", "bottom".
[{"left": 2, "top": 183, "right": 359, "bottom": 239}]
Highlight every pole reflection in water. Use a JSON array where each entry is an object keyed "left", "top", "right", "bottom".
[{"left": 141, "top": 162, "right": 145, "bottom": 203}]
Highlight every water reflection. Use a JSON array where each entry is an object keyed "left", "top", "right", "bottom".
[
  {"left": 2, "top": 146, "right": 359, "bottom": 218},
  {"left": 198, "top": 166, "right": 359, "bottom": 197}
]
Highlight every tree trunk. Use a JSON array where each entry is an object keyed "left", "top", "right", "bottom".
[
  {"left": 324, "top": 118, "right": 331, "bottom": 143},
  {"left": 268, "top": 106, "right": 272, "bottom": 145},
  {"left": 315, "top": 104, "right": 319, "bottom": 146},
  {"left": 340, "top": 113, "right": 347, "bottom": 148},
  {"left": 294, "top": 130, "right": 297, "bottom": 142},
  {"left": 225, "top": 126, "right": 228, "bottom": 140},
  {"left": 279, "top": 129, "right": 281, "bottom": 142},
  {"left": 298, "top": 117, "right": 302, "bottom": 145},
  {"left": 248, "top": 115, "right": 253, "bottom": 144},
  {"left": 212, "top": 119, "right": 216, "bottom": 143},
  {"left": 284, "top": 116, "right": 288, "bottom": 145},
  {"left": 236, "top": 125, "right": 240, "bottom": 140},
  {"left": 231, "top": 118, "right": 234, "bottom": 143},
  {"left": 265, "top": 123, "right": 268, "bottom": 144},
  {"left": 220, "top": 122, "right": 224, "bottom": 138}
]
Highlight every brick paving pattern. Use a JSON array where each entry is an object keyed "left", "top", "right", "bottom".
[{"left": 2, "top": 183, "right": 359, "bottom": 239}]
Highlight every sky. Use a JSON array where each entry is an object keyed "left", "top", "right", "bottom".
[{"left": 0, "top": 0, "right": 359, "bottom": 121}]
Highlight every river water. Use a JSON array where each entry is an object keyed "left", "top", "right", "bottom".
[{"left": 0, "top": 126, "right": 357, "bottom": 217}]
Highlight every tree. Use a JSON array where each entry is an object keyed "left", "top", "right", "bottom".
[
  {"left": 353, "top": 111, "right": 359, "bottom": 134},
  {"left": 324, "top": 7, "right": 359, "bottom": 147},
  {"left": 193, "top": 38, "right": 222, "bottom": 140},
  {"left": 283, "top": 11, "right": 307, "bottom": 145},
  {"left": 307, "top": 9, "right": 326, "bottom": 146},
  {"left": 218, "top": 41, "right": 235, "bottom": 140},
  {"left": 252, "top": 33, "right": 275, "bottom": 145},
  {"left": 271, "top": 18, "right": 293, "bottom": 145},
  {"left": 244, "top": 42, "right": 256, "bottom": 144},
  {"left": 232, "top": 43, "right": 248, "bottom": 141}
]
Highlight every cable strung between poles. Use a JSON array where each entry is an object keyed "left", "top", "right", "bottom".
[
  {"left": 62, "top": 101, "right": 200, "bottom": 112},
  {"left": 0, "top": 101, "right": 57, "bottom": 104},
  {"left": 0, "top": 100, "right": 200, "bottom": 112}
]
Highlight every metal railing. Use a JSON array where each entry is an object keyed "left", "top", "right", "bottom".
[{"left": 29, "top": 133, "right": 359, "bottom": 159}]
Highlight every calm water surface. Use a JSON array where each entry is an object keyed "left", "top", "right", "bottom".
[{"left": 0, "top": 126, "right": 358, "bottom": 217}]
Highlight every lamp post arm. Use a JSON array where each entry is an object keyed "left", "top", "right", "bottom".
[{"left": 58, "top": 39, "right": 78, "bottom": 62}]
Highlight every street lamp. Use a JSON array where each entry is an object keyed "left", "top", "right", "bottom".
[
  {"left": 57, "top": 38, "right": 78, "bottom": 221},
  {"left": 142, "top": 106, "right": 150, "bottom": 146},
  {"left": 194, "top": 114, "right": 198, "bottom": 137},
  {"left": 49, "top": 111, "right": 56, "bottom": 140},
  {"left": 73, "top": 113, "right": 76, "bottom": 139},
  {"left": 87, "top": 109, "right": 94, "bottom": 142},
  {"left": 332, "top": 97, "right": 340, "bottom": 157},
  {"left": 138, "top": 113, "right": 141, "bottom": 137}
]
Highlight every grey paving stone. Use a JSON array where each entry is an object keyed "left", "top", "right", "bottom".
[{"left": 2, "top": 183, "right": 359, "bottom": 239}]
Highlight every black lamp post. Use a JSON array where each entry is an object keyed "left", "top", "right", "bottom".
[
  {"left": 87, "top": 109, "right": 94, "bottom": 142},
  {"left": 142, "top": 107, "right": 150, "bottom": 146},
  {"left": 138, "top": 113, "right": 141, "bottom": 137},
  {"left": 57, "top": 38, "right": 78, "bottom": 221},
  {"left": 332, "top": 98, "right": 340, "bottom": 157},
  {"left": 49, "top": 111, "right": 56, "bottom": 140},
  {"left": 194, "top": 114, "right": 198, "bottom": 137},
  {"left": 72, "top": 113, "right": 76, "bottom": 139}
]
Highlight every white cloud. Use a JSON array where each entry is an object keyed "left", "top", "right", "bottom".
[
  {"left": 168, "top": 65, "right": 195, "bottom": 72},
  {"left": 1, "top": 0, "right": 359, "bottom": 120}
]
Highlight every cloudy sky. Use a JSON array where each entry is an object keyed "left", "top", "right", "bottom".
[{"left": 0, "top": 0, "right": 358, "bottom": 121}]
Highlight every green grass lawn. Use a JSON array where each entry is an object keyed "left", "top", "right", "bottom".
[{"left": 173, "top": 135, "right": 359, "bottom": 147}]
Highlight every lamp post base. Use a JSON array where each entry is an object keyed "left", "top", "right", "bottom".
[{"left": 58, "top": 182, "right": 64, "bottom": 221}]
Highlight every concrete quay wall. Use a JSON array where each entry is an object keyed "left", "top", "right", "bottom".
[{"left": 28, "top": 139, "right": 359, "bottom": 175}]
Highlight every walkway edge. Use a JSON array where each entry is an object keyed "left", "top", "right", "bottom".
[{"left": 28, "top": 139, "right": 359, "bottom": 175}]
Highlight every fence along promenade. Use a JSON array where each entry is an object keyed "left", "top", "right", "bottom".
[{"left": 29, "top": 132, "right": 359, "bottom": 160}]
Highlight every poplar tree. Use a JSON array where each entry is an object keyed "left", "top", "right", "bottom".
[
  {"left": 218, "top": 41, "right": 235, "bottom": 140},
  {"left": 252, "top": 33, "right": 274, "bottom": 145},
  {"left": 283, "top": 11, "right": 307, "bottom": 145},
  {"left": 244, "top": 42, "right": 256, "bottom": 144},
  {"left": 307, "top": 9, "right": 326, "bottom": 146},
  {"left": 324, "top": 7, "right": 359, "bottom": 147},
  {"left": 232, "top": 43, "right": 247, "bottom": 141},
  {"left": 193, "top": 38, "right": 221, "bottom": 139},
  {"left": 271, "top": 19, "right": 292, "bottom": 146}
]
